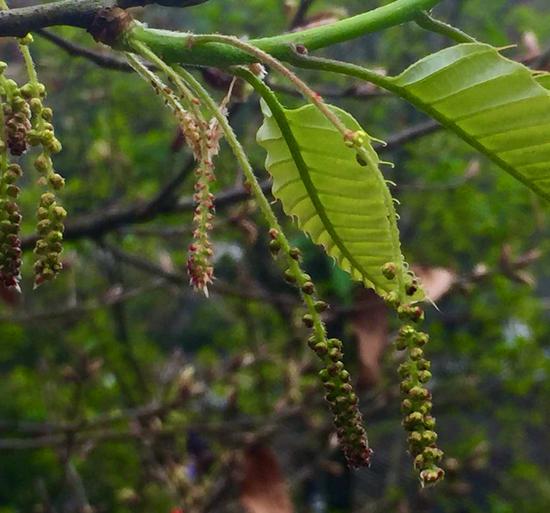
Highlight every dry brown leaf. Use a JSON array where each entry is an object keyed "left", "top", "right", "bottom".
[
  {"left": 412, "top": 265, "right": 457, "bottom": 302},
  {"left": 351, "top": 289, "right": 388, "bottom": 388},
  {"left": 522, "top": 31, "right": 541, "bottom": 61},
  {"left": 240, "top": 444, "right": 293, "bottom": 513}
]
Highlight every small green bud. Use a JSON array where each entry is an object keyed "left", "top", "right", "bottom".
[
  {"left": 423, "top": 415, "right": 436, "bottom": 430},
  {"left": 18, "top": 34, "right": 34, "bottom": 45},
  {"left": 403, "top": 412, "right": 424, "bottom": 429},
  {"left": 401, "top": 399, "right": 413, "bottom": 413},
  {"left": 418, "top": 370, "right": 432, "bottom": 383},
  {"left": 19, "top": 83, "right": 34, "bottom": 98},
  {"left": 328, "top": 347, "right": 342, "bottom": 361},
  {"left": 418, "top": 401, "right": 432, "bottom": 415},
  {"left": 408, "top": 431, "right": 423, "bottom": 445},
  {"left": 268, "top": 239, "right": 281, "bottom": 255},
  {"left": 313, "top": 342, "right": 328, "bottom": 355},
  {"left": 383, "top": 291, "right": 400, "bottom": 308},
  {"left": 400, "top": 379, "right": 414, "bottom": 394},
  {"left": 327, "top": 361, "right": 344, "bottom": 375},
  {"left": 420, "top": 468, "right": 445, "bottom": 485},
  {"left": 314, "top": 300, "right": 328, "bottom": 312},
  {"left": 328, "top": 338, "right": 342, "bottom": 350},
  {"left": 47, "top": 231, "right": 63, "bottom": 244},
  {"left": 37, "top": 219, "right": 52, "bottom": 234},
  {"left": 422, "top": 430, "right": 438, "bottom": 444},
  {"left": 40, "top": 192, "right": 56, "bottom": 207},
  {"left": 319, "top": 369, "right": 330, "bottom": 382},
  {"left": 398, "top": 305, "right": 425, "bottom": 323},
  {"left": 423, "top": 447, "right": 443, "bottom": 463},
  {"left": 51, "top": 206, "right": 67, "bottom": 220},
  {"left": 7, "top": 164, "right": 22, "bottom": 177},
  {"left": 395, "top": 337, "right": 408, "bottom": 351},
  {"left": 409, "top": 386, "right": 428, "bottom": 400},
  {"left": 397, "top": 363, "right": 410, "bottom": 378},
  {"left": 417, "top": 359, "right": 431, "bottom": 371},
  {"left": 283, "top": 269, "right": 296, "bottom": 283},
  {"left": 34, "top": 155, "right": 50, "bottom": 173},
  {"left": 414, "top": 454, "right": 425, "bottom": 470},
  {"left": 29, "top": 98, "right": 42, "bottom": 114},
  {"left": 5, "top": 185, "right": 20, "bottom": 198},
  {"left": 36, "top": 207, "right": 49, "bottom": 220},
  {"left": 302, "top": 314, "right": 314, "bottom": 328},
  {"left": 414, "top": 332, "right": 429, "bottom": 347},
  {"left": 301, "top": 281, "right": 315, "bottom": 295},
  {"left": 48, "top": 173, "right": 65, "bottom": 190},
  {"left": 410, "top": 347, "right": 424, "bottom": 361},
  {"left": 288, "top": 247, "right": 302, "bottom": 260},
  {"left": 382, "top": 262, "right": 397, "bottom": 280},
  {"left": 41, "top": 108, "right": 53, "bottom": 121},
  {"left": 339, "top": 370, "right": 350, "bottom": 382}
]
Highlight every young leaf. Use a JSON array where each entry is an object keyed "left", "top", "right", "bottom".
[
  {"left": 257, "top": 100, "right": 423, "bottom": 303},
  {"left": 389, "top": 43, "right": 550, "bottom": 201}
]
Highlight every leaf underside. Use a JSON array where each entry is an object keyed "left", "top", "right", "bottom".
[
  {"left": 390, "top": 43, "right": 550, "bottom": 201},
  {"left": 257, "top": 101, "right": 423, "bottom": 303}
]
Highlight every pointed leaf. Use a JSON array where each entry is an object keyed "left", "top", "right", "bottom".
[
  {"left": 257, "top": 101, "right": 422, "bottom": 302},
  {"left": 389, "top": 43, "right": 550, "bottom": 201}
]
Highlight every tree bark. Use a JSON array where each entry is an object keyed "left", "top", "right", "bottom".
[{"left": 0, "top": 0, "right": 208, "bottom": 37}]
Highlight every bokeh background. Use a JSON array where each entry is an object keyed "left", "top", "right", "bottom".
[{"left": 1, "top": 1, "right": 550, "bottom": 512}]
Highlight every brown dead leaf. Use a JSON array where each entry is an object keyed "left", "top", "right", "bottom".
[
  {"left": 412, "top": 265, "right": 457, "bottom": 302},
  {"left": 351, "top": 289, "right": 388, "bottom": 388},
  {"left": 240, "top": 444, "right": 293, "bottom": 513},
  {"left": 522, "top": 31, "right": 541, "bottom": 61}
]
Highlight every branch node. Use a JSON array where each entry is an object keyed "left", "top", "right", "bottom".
[{"left": 88, "top": 7, "right": 133, "bottom": 46}]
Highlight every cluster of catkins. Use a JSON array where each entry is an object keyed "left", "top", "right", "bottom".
[
  {"left": 0, "top": 57, "right": 65, "bottom": 289},
  {"left": 269, "top": 228, "right": 372, "bottom": 468}
]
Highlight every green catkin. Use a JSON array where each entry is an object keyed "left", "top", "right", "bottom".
[
  {"left": 392, "top": 297, "right": 445, "bottom": 486},
  {"left": 271, "top": 230, "right": 372, "bottom": 468},
  {"left": 187, "top": 123, "right": 218, "bottom": 295},
  {"left": 0, "top": 66, "right": 24, "bottom": 290},
  {"left": 28, "top": 87, "right": 66, "bottom": 286},
  {"left": 125, "top": 48, "right": 221, "bottom": 296},
  {"left": 33, "top": 193, "right": 66, "bottom": 286},
  {"left": 13, "top": 33, "right": 66, "bottom": 286}
]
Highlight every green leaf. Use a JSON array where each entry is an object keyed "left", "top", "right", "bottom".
[
  {"left": 389, "top": 43, "right": 550, "bottom": 201},
  {"left": 257, "top": 100, "right": 423, "bottom": 303}
]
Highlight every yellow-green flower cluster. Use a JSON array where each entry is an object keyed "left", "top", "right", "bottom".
[
  {"left": 22, "top": 80, "right": 66, "bottom": 285},
  {"left": 395, "top": 306, "right": 445, "bottom": 487},
  {"left": 33, "top": 192, "right": 66, "bottom": 287}
]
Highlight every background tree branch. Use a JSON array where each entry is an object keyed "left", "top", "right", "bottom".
[{"left": 0, "top": 0, "right": 208, "bottom": 37}]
